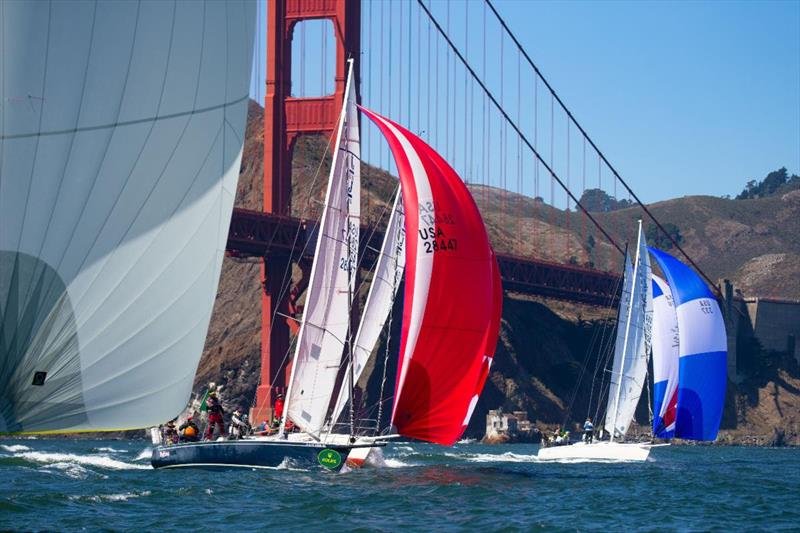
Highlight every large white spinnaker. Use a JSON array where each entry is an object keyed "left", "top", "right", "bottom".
[
  {"left": 329, "top": 189, "right": 406, "bottom": 428},
  {"left": 282, "top": 62, "right": 360, "bottom": 437},
  {"left": 604, "top": 221, "right": 653, "bottom": 440},
  {"left": 0, "top": 1, "right": 255, "bottom": 433}
]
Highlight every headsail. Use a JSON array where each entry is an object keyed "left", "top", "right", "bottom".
[
  {"left": 649, "top": 248, "right": 727, "bottom": 441},
  {"left": 330, "top": 189, "right": 406, "bottom": 427},
  {"left": 0, "top": 1, "right": 255, "bottom": 432},
  {"left": 283, "top": 61, "right": 360, "bottom": 437},
  {"left": 359, "top": 107, "right": 502, "bottom": 446},
  {"left": 651, "top": 275, "right": 680, "bottom": 438},
  {"left": 604, "top": 222, "right": 652, "bottom": 440}
]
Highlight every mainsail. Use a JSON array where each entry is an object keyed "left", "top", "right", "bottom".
[
  {"left": 604, "top": 222, "right": 653, "bottom": 440},
  {"left": 652, "top": 274, "right": 680, "bottom": 438},
  {"left": 360, "top": 107, "right": 502, "bottom": 446},
  {"left": 330, "top": 189, "right": 406, "bottom": 427},
  {"left": 283, "top": 62, "right": 360, "bottom": 437},
  {"left": 0, "top": 1, "right": 255, "bottom": 432},
  {"left": 649, "top": 248, "right": 727, "bottom": 441}
]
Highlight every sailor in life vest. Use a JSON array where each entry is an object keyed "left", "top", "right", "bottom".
[{"left": 179, "top": 415, "right": 200, "bottom": 442}]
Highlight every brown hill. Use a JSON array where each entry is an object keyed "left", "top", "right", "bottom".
[{"left": 195, "top": 101, "right": 799, "bottom": 445}]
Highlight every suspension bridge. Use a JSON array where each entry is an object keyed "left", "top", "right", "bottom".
[{"left": 236, "top": 0, "right": 718, "bottom": 421}]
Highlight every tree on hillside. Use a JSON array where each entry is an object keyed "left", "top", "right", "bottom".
[
  {"left": 736, "top": 167, "right": 800, "bottom": 200},
  {"left": 579, "top": 188, "right": 633, "bottom": 212},
  {"left": 646, "top": 222, "right": 683, "bottom": 251}
]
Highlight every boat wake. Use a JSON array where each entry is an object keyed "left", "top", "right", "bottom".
[
  {"left": 445, "top": 451, "right": 538, "bottom": 463},
  {"left": 13, "top": 451, "right": 150, "bottom": 471},
  {"left": 0, "top": 444, "right": 31, "bottom": 453},
  {"left": 134, "top": 447, "right": 152, "bottom": 461}
]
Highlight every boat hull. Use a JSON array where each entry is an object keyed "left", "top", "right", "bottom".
[
  {"left": 151, "top": 438, "right": 370, "bottom": 471},
  {"left": 537, "top": 441, "right": 662, "bottom": 462}
]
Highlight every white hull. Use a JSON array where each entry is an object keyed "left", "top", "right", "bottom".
[{"left": 537, "top": 441, "right": 663, "bottom": 462}]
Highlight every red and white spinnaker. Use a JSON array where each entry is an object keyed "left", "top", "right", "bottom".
[{"left": 360, "top": 107, "right": 502, "bottom": 446}]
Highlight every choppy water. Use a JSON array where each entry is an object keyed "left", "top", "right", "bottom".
[{"left": 1, "top": 439, "right": 798, "bottom": 531}]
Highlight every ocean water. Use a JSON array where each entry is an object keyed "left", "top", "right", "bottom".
[{"left": 1, "top": 439, "right": 798, "bottom": 532}]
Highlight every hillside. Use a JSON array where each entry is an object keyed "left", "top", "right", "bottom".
[{"left": 194, "top": 101, "right": 799, "bottom": 445}]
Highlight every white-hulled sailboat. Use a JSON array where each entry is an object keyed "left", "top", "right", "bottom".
[
  {"left": 151, "top": 60, "right": 503, "bottom": 470},
  {"left": 537, "top": 221, "right": 728, "bottom": 462},
  {"left": 538, "top": 220, "right": 658, "bottom": 461}
]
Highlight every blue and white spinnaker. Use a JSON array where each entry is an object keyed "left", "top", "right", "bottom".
[{"left": 649, "top": 248, "right": 727, "bottom": 441}]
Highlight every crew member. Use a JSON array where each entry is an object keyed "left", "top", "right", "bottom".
[
  {"left": 204, "top": 391, "right": 226, "bottom": 440},
  {"left": 583, "top": 417, "right": 594, "bottom": 444},
  {"left": 163, "top": 420, "right": 179, "bottom": 445},
  {"left": 272, "top": 393, "right": 285, "bottom": 427},
  {"left": 229, "top": 409, "right": 250, "bottom": 439},
  {"left": 179, "top": 416, "right": 199, "bottom": 442}
]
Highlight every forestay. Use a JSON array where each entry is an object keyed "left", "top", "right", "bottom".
[
  {"left": 330, "top": 190, "right": 406, "bottom": 427},
  {"left": 604, "top": 224, "right": 653, "bottom": 440},
  {"left": 359, "top": 107, "right": 502, "bottom": 446},
  {"left": 649, "top": 248, "right": 727, "bottom": 441},
  {"left": 651, "top": 275, "right": 680, "bottom": 438},
  {"left": 283, "top": 63, "right": 360, "bottom": 437},
  {"left": 0, "top": 1, "right": 255, "bottom": 432}
]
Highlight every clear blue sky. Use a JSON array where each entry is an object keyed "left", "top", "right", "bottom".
[{"left": 251, "top": 0, "right": 800, "bottom": 204}]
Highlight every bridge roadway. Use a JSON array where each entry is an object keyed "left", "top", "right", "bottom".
[{"left": 227, "top": 208, "right": 621, "bottom": 306}]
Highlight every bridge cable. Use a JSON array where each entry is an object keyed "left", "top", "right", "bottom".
[
  {"left": 418, "top": 0, "right": 623, "bottom": 255},
  {"left": 484, "top": 0, "right": 720, "bottom": 293}
]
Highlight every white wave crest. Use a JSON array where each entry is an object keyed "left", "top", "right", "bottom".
[
  {"left": 1, "top": 444, "right": 31, "bottom": 453},
  {"left": 68, "top": 491, "right": 152, "bottom": 502},
  {"left": 42, "top": 462, "right": 97, "bottom": 480},
  {"left": 382, "top": 458, "right": 415, "bottom": 468},
  {"left": 453, "top": 451, "right": 537, "bottom": 463},
  {"left": 96, "top": 447, "right": 128, "bottom": 453},
  {"left": 17, "top": 451, "right": 150, "bottom": 470}
]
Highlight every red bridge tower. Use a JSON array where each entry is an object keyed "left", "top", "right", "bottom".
[{"left": 254, "top": 0, "right": 361, "bottom": 423}]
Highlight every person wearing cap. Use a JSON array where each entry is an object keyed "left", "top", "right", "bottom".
[{"left": 179, "top": 415, "right": 200, "bottom": 442}]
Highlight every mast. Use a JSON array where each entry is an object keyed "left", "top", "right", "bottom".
[
  {"left": 347, "top": 206, "right": 356, "bottom": 440},
  {"left": 610, "top": 219, "right": 643, "bottom": 442}
]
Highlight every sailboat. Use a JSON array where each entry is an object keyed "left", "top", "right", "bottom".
[
  {"left": 151, "top": 61, "right": 503, "bottom": 470},
  {"left": 537, "top": 222, "right": 728, "bottom": 461},
  {"left": 538, "top": 220, "right": 656, "bottom": 461}
]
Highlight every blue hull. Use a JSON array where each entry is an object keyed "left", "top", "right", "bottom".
[{"left": 151, "top": 439, "right": 359, "bottom": 471}]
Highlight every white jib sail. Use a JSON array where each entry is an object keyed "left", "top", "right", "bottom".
[
  {"left": 283, "top": 62, "right": 360, "bottom": 437},
  {"left": 605, "top": 221, "right": 653, "bottom": 439},
  {"left": 0, "top": 0, "right": 255, "bottom": 433},
  {"left": 651, "top": 274, "right": 680, "bottom": 430},
  {"left": 329, "top": 189, "right": 406, "bottom": 428}
]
